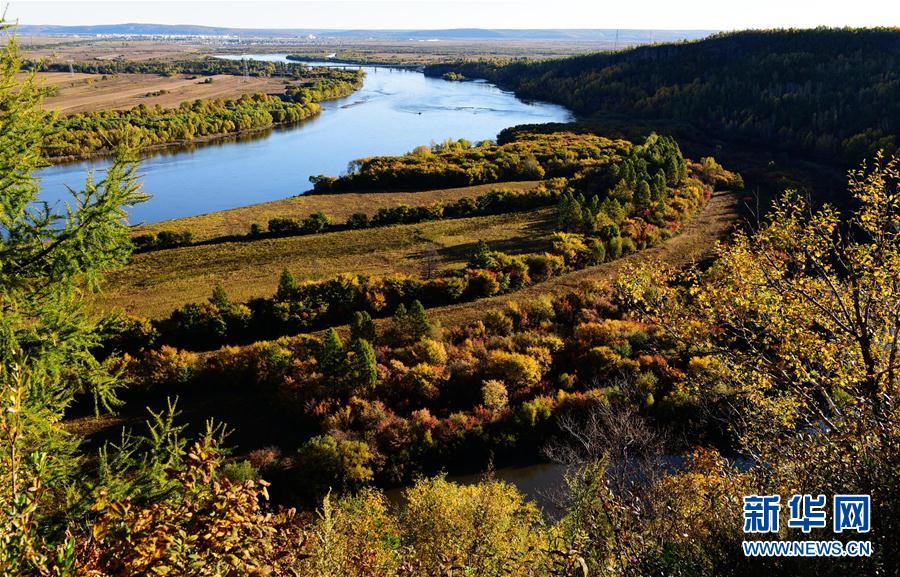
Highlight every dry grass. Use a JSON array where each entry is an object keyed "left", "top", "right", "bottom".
[
  {"left": 424, "top": 190, "right": 740, "bottom": 328},
  {"left": 22, "top": 38, "right": 211, "bottom": 62},
  {"left": 31, "top": 72, "right": 292, "bottom": 115},
  {"left": 136, "top": 181, "right": 540, "bottom": 241},
  {"left": 20, "top": 36, "right": 600, "bottom": 66},
  {"left": 98, "top": 206, "right": 556, "bottom": 318}
]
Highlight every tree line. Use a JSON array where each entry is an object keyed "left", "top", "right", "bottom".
[
  {"left": 134, "top": 182, "right": 565, "bottom": 253},
  {"left": 309, "top": 130, "right": 633, "bottom": 193},
  {"left": 24, "top": 55, "right": 317, "bottom": 78},
  {"left": 42, "top": 67, "right": 362, "bottom": 158}
]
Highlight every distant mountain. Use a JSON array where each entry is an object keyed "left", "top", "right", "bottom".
[
  {"left": 14, "top": 23, "right": 715, "bottom": 43},
  {"left": 15, "top": 23, "right": 309, "bottom": 38}
]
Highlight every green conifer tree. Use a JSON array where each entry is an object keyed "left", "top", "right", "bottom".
[
  {"left": 347, "top": 338, "right": 378, "bottom": 393},
  {"left": 408, "top": 300, "right": 432, "bottom": 340},
  {"left": 210, "top": 282, "right": 230, "bottom": 310},
  {"left": 0, "top": 23, "right": 146, "bottom": 573},
  {"left": 350, "top": 310, "right": 376, "bottom": 342},
  {"left": 469, "top": 239, "right": 496, "bottom": 269},
  {"left": 634, "top": 180, "right": 652, "bottom": 208},
  {"left": 318, "top": 328, "right": 346, "bottom": 378},
  {"left": 557, "top": 192, "right": 583, "bottom": 232},
  {"left": 652, "top": 170, "right": 667, "bottom": 201},
  {"left": 275, "top": 267, "right": 299, "bottom": 300}
]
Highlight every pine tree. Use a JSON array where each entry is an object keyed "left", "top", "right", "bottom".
[
  {"left": 275, "top": 267, "right": 299, "bottom": 300},
  {"left": 408, "top": 300, "right": 432, "bottom": 340},
  {"left": 392, "top": 303, "right": 408, "bottom": 331},
  {"left": 0, "top": 23, "right": 146, "bottom": 573},
  {"left": 210, "top": 282, "right": 230, "bottom": 310},
  {"left": 469, "top": 239, "right": 495, "bottom": 269},
  {"left": 652, "top": 170, "right": 667, "bottom": 201},
  {"left": 350, "top": 310, "right": 375, "bottom": 342},
  {"left": 557, "top": 192, "right": 583, "bottom": 232},
  {"left": 634, "top": 180, "right": 652, "bottom": 208},
  {"left": 347, "top": 338, "right": 378, "bottom": 393},
  {"left": 317, "top": 328, "right": 345, "bottom": 378}
]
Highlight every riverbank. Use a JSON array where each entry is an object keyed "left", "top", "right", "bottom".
[
  {"left": 45, "top": 112, "right": 317, "bottom": 164},
  {"left": 37, "top": 57, "right": 571, "bottom": 224},
  {"left": 285, "top": 53, "right": 424, "bottom": 71},
  {"left": 43, "top": 71, "right": 363, "bottom": 163}
]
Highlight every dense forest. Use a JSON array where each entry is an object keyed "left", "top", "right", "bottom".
[
  {"left": 310, "top": 131, "right": 635, "bottom": 192},
  {"left": 426, "top": 28, "right": 900, "bottom": 163},
  {"left": 41, "top": 67, "right": 363, "bottom": 158}
]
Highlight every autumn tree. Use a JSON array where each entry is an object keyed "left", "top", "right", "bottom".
[
  {"left": 83, "top": 433, "right": 304, "bottom": 576},
  {"left": 616, "top": 153, "right": 900, "bottom": 573}
]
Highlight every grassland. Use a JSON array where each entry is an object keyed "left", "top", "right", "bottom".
[
  {"left": 32, "top": 72, "right": 295, "bottom": 114},
  {"left": 136, "top": 181, "right": 540, "bottom": 241},
  {"left": 101, "top": 204, "right": 556, "bottom": 318},
  {"left": 422, "top": 189, "right": 739, "bottom": 328}
]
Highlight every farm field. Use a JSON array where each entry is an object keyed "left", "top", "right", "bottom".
[
  {"left": 31, "top": 71, "right": 293, "bottom": 114},
  {"left": 20, "top": 37, "right": 211, "bottom": 61},
  {"left": 19, "top": 35, "right": 604, "bottom": 65}
]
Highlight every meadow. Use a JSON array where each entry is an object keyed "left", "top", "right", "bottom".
[
  {"left": 135, "top": 181, "right": 539, "bottom": 241},
  {"left": 32, "top": 71, "right": 295, "bottom": 114},
  {"left": 102, "top": 203, "right": 556, "bottom": 317}
]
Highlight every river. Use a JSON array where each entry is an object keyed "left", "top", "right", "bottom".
[{"left": 36, "top": 55, "right": 572, "bottom": 224}]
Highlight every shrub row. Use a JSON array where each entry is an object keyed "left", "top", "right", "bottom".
[
  {"left": 44, "top": 67, "right": 362, "bottom": 159},
  {"left": 132, "top": 230, "right": 194, "bottom": 252},
  {"left": 131, "top": 181, "right": 566, "bottom": 252}
]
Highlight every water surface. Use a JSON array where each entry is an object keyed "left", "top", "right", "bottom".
[{"left": 37, "top": 55, "right": 572, "bottom": 224}]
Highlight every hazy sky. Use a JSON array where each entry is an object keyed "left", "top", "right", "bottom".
[{"left": 3, "top": 0, "right": 895, "bottom": 30}]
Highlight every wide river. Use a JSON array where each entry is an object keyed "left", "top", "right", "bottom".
[{"left": 36, "top": 55, "right": 572, "bottom": 224}]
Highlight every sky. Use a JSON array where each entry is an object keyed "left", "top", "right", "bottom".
[{"left": 3, "top": 0, "right": 896, "bottom": 31}]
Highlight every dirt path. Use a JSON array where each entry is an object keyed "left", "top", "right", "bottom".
[{"left": 401, "top": 190, "right": 739, "bottom": 329}]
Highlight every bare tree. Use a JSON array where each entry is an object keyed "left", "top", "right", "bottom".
[{"left": 541, "top": 378, "right": 673, "bottom": 574}]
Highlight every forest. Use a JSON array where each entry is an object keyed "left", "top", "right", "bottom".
[
  {"left": 426, "top": 28, "right": 900, "bottom": 164},
  {"left": 2, "top": 22, "right": 898, "bottom": 577}
]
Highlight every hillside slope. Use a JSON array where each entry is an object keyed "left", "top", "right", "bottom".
[{"left": 427, "top": 28, "right": 900, "bottom": 164}]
